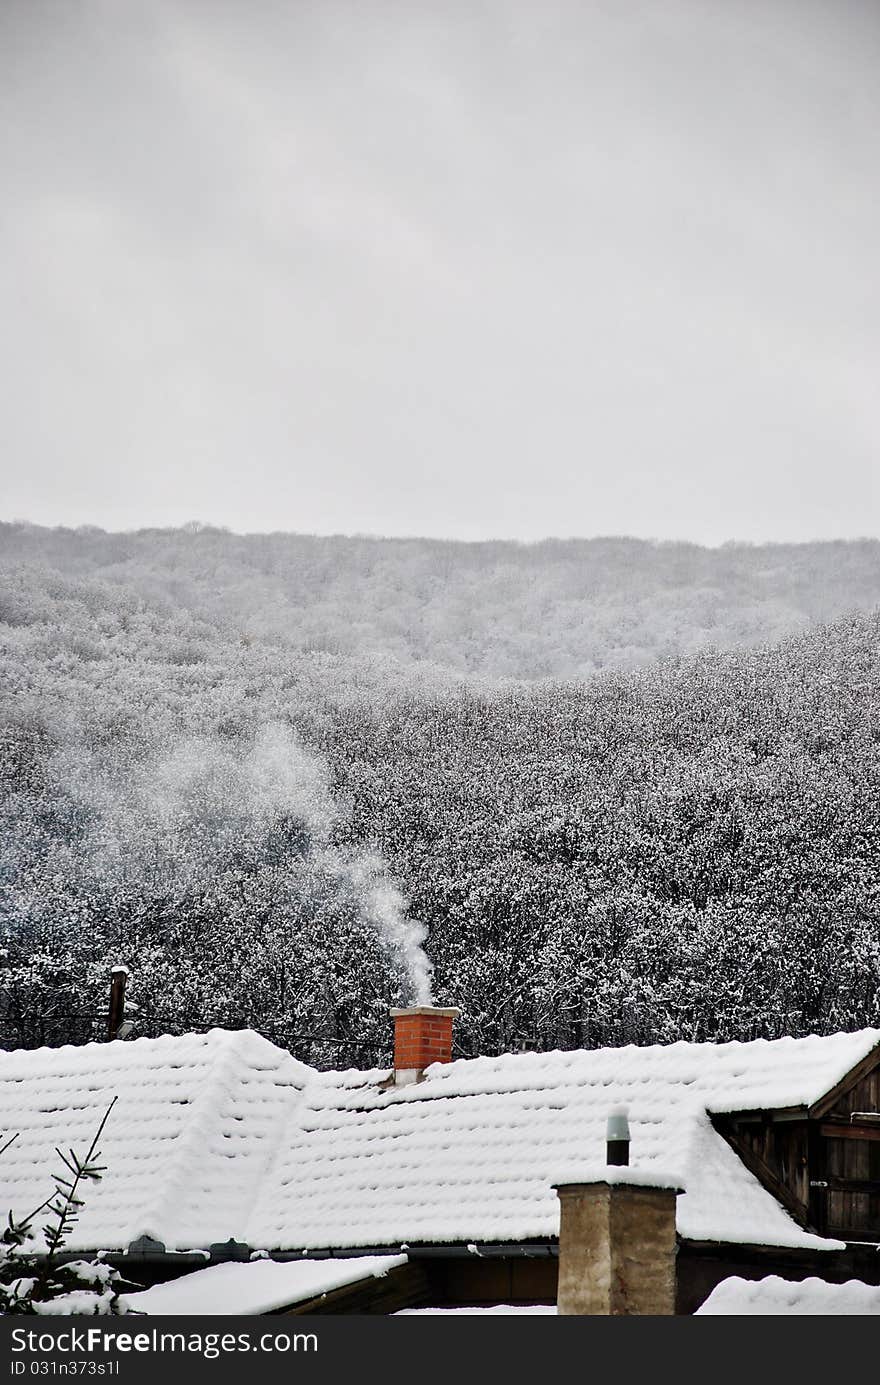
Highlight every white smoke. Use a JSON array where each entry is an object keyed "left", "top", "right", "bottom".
[
  {"left": 321, "top": 847, "right": 433, "bottom": 1006},
  {"left": 51, "top": 720, "right": 433, "bottom": 1004}
]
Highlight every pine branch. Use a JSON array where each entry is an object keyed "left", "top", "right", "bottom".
[
  {"left": 0, "top": 1133, "right": 19, "bottom": 1159},
  {"left": 31, "top": 1096, "right": 118, "bottom": 1299}
]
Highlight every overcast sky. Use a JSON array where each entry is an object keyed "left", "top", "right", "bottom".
[{"left": 1, "top": 0, "right": 878, "bottom": 544}]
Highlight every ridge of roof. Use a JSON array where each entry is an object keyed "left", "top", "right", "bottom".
[
  {"left": 0, "top": 1025, "right": 315, "bottom": 1076},
  {"left": 0, "top": 1026, "right": 313, "bottom": 1253},
  {"left": 244, "top": 1029, "right": 880, "bottom": 1255},
  {"left": 305, "top": 1026, "right": 880, "bottom": 1114},
  {"left": 135, "top": 1030, "right": 311, "bottom": 1243},
  {"left": 3, "top": 1025, "right": 877, "bottom": 1258}
]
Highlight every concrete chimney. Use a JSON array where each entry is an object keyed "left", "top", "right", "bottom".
[
  {"left": 554, "top": 1168, "right": 684, "bottom": 1315},
  {"left": 390, "top": 1006, "right": 461, "bottom": 1086}
]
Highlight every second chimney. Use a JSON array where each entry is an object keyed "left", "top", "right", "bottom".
[
  {"left": 107, "top": 964, "right": 130, "bottom": 1042},
  {"left": 554, "top": 1164, "right": 685, "bottom": 1315},
  {"left": 390, "top": 1006, "right": 461, "bottom": 1085}
]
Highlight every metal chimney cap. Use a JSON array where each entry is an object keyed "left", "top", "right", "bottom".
[{"left": 606, "top": 1108, "right": 630, "bottom": 1142}]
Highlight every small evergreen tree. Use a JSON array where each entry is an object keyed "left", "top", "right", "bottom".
[{"left": 1, "top": 1099, "right": 139, "bottom": 1315}]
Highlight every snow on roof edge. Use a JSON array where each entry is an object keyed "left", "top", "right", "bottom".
[
  {"left": 552, "top": 1166, "right": 686, "bottom": 1192},
  {"left": 124, "top": 1254, "right": 409, "bottom": 1316},
  {"left": 697, "top": 1275, "right": 880, "bottom": 1315}
]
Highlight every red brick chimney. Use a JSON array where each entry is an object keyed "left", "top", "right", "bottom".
[{"left": 390, "top": 1006, "right": 461, "bottom": 1085}]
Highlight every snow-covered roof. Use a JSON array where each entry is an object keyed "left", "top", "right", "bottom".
[
  {"left": 0, "top": 1028, "right": 310, "bottom": 1253},
  {"left": 124, "top": 1255, "right": 407, "bottom": 1315},
  {"left": 249, "top": 1031, "right": 880, "bottom": 1253},
  {"left": 2, "top": 1026, "right": 877, "bottom": 1256},
  {"left": 697, "top": 1275, "right": 880, "bottom": 1315}
]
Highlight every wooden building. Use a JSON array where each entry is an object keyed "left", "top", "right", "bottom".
[
  {"left": 2, "top": 1010, "right": 879, "bottom": 1314},
  {"left": 713, "top": 1043, "right": 880, "bottom": 1246}
]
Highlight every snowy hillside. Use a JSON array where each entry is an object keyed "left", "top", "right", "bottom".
[
  {"left": 4, "top": 524, "right": 880, "bottom": 678},
  {"left": 2, "top": 546, "right": 879, "bottom": 1064}
]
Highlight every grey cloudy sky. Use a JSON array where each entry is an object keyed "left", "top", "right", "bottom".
[{"left": 1, "top": 0, "right": 878, "bottom": 543}]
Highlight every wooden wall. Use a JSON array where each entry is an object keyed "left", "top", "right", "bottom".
[
  {"left": 719, "top": 1053, "right": 880, "bottom": 1244},
  {"left": 820, "top": 1065, "right": 880, "bottom": 1241}
]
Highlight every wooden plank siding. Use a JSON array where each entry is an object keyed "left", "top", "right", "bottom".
[
  {"left": 713, "top": 1114, "right": 811, "bottom": 1217},
  {"left": 718, "top": 1049, "right": 880, "bottom": 1244},
  {"left": 711, "top": 1115, "right": 810, "bottom": 1224},
  {"left": 822, "top": 1062, "right": 880, "bottom": 1240},
  {"left": 819, "top": 1122, "right": 880, "bottom": 1142},
  {"left": 809, "top": 1049, "right": 880, "bottom": 1120}
]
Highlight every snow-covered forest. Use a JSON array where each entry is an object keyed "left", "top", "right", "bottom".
[
  {"left": 2, "top": 524, "right": 880, "bottom": 1065},
  {"left": 4, "top": 523, "right": 880, "bottom": 677}
]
